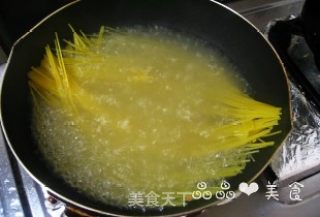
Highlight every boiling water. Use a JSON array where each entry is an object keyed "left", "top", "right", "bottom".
[{"left": 32, "top": 27, "right": 249, "bottom": 208}]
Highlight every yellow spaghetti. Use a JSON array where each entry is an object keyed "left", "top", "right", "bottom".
[{"left": 29, "top": 26, "right": 281, "bottom": 208}]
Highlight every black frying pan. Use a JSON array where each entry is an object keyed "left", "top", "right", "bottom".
[{"left": 0, "top": 0, "right": 291, "bottom": 216}]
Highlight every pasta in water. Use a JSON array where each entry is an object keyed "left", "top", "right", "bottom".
[{"left": 29, "top": 26, "right": 281, "bottom": 208}]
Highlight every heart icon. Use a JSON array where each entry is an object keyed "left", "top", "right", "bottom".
[{"left": 238, "top": 182, "right": 259, "bottom": 196}]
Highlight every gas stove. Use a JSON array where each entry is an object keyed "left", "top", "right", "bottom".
[{"left": 1, "top": 0, "right": 320, "bottom": 217}]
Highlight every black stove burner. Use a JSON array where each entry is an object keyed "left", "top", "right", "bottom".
[{"left": 268, "top": 0, "right": 320, "bottom": 109}]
